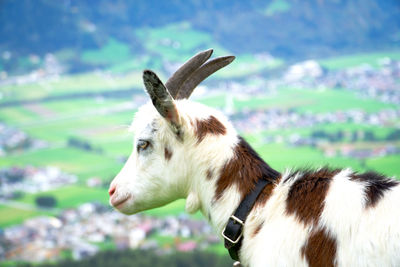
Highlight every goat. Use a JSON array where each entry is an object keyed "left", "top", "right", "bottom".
[{"left": 108, "top": 49, "right": 400, "bottom": 267}]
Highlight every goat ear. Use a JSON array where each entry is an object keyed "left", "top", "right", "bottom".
[{"left": 143, "top": 70, "right": 180, "bottom": 128}]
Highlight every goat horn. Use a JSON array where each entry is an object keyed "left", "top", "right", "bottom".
[
  {"left": 143, "top": 70, "right": 176, "bottom": 120},
  {"left": 165, "top": 49, "right": 213, "bottom": 99},
  {"left": 176, "top": 55, "right": 235, "bottom": 99}
]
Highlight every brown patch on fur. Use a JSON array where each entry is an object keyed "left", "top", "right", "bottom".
[
  {"left": 301, "top": 228, "right": 337, "bottom": 267},
  {"left": 350, "top": 171, "right": 399, "bottom": 208},
  {"left": 195, "top": 115, "right": 226, "bottom": 144},
  {"left": 252, "top": 222, "right": 264, "bottom": 238},
  {"left": 164, "top": 147, "right": 172, "bottom": 161},
  {"left": 215, "top": 137, "right": 280, "bottom": 201},
  {"left": 286, "top": 168, "right": 339, "bottom": 225},
  {"left": 206, "top": 169, "right": 214, "bottom": 180}
]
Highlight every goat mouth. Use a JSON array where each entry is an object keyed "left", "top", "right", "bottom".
[{"left": 111, "top": 195, "right": 131, "bottom": 208}]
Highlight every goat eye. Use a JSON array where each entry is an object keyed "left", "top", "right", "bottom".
[{"left": 137, "top": 140, "right": 150, "bottom": 151}]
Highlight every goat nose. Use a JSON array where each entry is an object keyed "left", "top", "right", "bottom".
[{"left": 108, "top": 185, "right": 116, "bottom": 197}]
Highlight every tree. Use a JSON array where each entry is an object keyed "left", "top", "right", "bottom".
[
  {"left": 336, "top": 130, "right": 344, "bottom": 141},
  {"left": 35, "top": 196, "right": 57, "bottom": 208},
  {"left": 364, "top": 130, "right": 376, "bottom": 141},
  {"left": 386, "top": 129, "right": 400, "bottom": 141},
  {"left": 351, "top": 131, "right": 358, "bottom": 142}
]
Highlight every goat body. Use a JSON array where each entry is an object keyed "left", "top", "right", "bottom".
[{"left": 109, "top": 52, "right": 400, "bottom": 267}]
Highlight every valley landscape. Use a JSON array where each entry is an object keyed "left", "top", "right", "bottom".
[{"left": 0, "top": 0, "right": 399, "bottom": 266}]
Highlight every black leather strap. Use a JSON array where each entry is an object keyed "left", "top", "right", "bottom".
[{"left": 222, "top": 178, "right": 271, "bottom": 261}]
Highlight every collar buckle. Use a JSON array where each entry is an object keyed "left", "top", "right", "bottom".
[
  {"left": 229, "top": 215, "right": 244, "bottom": 226},
  {"left": 222, "top": 215, "right": 245, "bottom": 244}
]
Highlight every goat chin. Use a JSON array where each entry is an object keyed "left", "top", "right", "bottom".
[
  {"left": 113, "top": 202, "right": 139, "bottom": 215},
  {"left": 110, "top": 196, "right": 139, "bottom": 215},
  {"left": 113, "top": 196, "right": 172, "bottom": 216}
]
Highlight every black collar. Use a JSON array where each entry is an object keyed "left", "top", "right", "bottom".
[{"left": 222, "top": 177, "right": 272, "bottom": 261}]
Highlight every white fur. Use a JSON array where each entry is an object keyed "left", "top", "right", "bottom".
[
  {"left": 321, "top": 170, "right": 400, "bottom": 267},
  {"left": 110, "top": 99, "right": 400, "bottom": 267}
]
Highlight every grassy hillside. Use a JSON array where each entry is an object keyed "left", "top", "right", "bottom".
[
  {"left": 319, "top": 51, "right": 400, "bottom": 70},
  {"left": 1, "top": 0, "right": 399, "bottom": 73}
]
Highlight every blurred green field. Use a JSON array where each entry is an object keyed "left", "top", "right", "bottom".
[
  {"left": 319, "top": 51, "right": 400, "bottom": 70},
  {"left": 215, "top": 54, "right": 284, "bottom": 78},
  {"left": 366, "top": 155, "right": 400, "bottom": 177},
  {"left": 0, "top": 147, "right": 123, "bottom": 182},
  {"left": 0, "top": 71, "right": 143, "bottom": 102},
  {"left": 82, "top": 38, "right": 132, "bottom": 65},
  {"left": 17, "top": 185, "right": 108, "bottom": 209},
  {"left": 199, "top": 87, "right": 396, "bottom": 113},
  {"left": 0, "top": 204, "right": 52, "bottom": 228},
  {"left": 135, "top": 22, "right": 225, "bottom": 62},
  {"left": 0, "top": 106, "right": 41, "bottom": 124}
]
